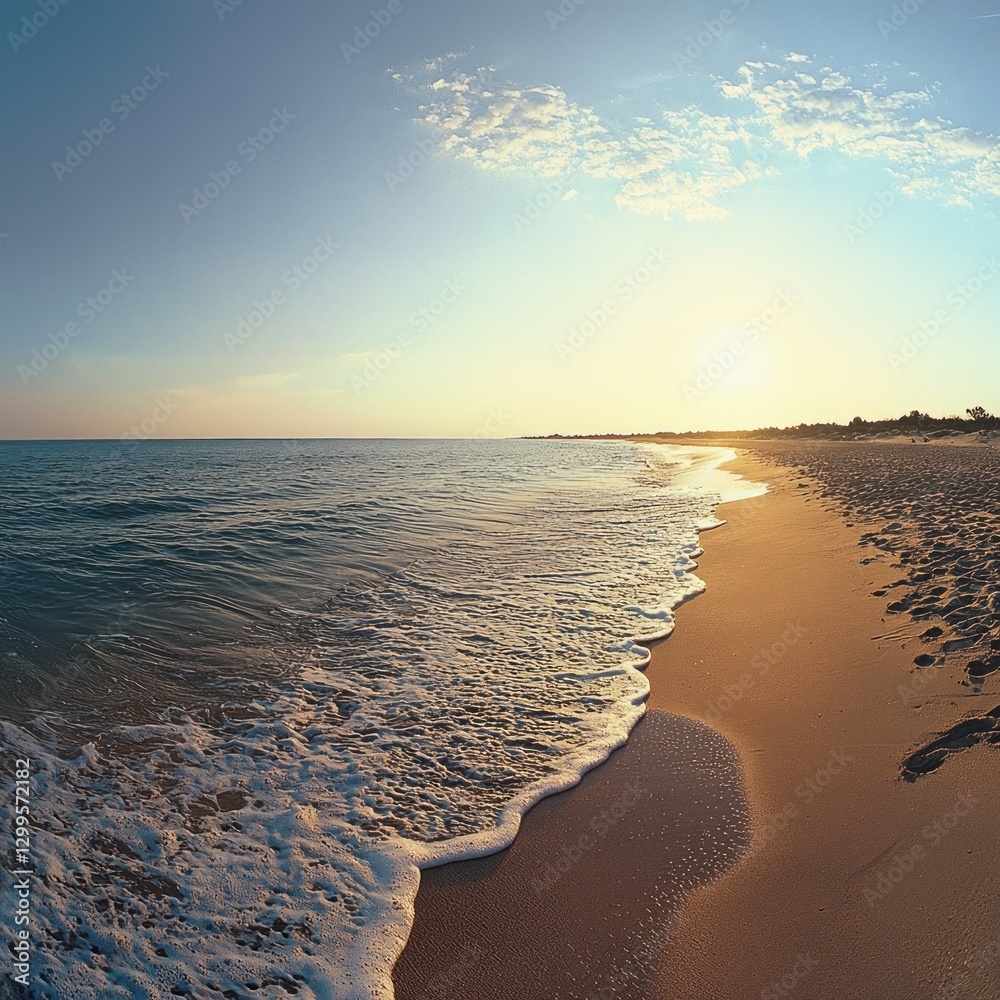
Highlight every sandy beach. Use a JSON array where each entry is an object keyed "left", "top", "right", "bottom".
[
  {"left": 394, "top": 444, "right": 1000, "bottom": 999},
  {"left": 9, "top": 5, "right": 998, "bottom": 995}
]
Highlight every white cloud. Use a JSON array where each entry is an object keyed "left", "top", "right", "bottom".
[
  {"left": 720, "top": 57, "right": 1000, "bottom": 202},
  {"left": 397, "top": 55, "right": 1000, "bottom": 221},
  {"left": 399, "top": 62, "right": 764, "bottom": 220}
]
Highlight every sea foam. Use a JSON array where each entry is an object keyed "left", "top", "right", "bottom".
[{"left": 0, "top": 439, "right": 763, "bottom": 998}]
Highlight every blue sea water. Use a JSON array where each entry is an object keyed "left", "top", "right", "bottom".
[{"left": 0, "top": 438, "right": 758, "bottom": 999}]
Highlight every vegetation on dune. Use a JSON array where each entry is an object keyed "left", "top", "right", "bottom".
[{"left": 527, "top": 408, "right": 999, "bottom": 441}]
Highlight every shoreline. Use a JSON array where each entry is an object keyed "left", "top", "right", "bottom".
[
  {"left": 393, "top": 445, "right": 764, "bottom": 1000},
  {"left": 390, "top": 446, "right": 761, "bottom": 1000},
  {"left": 393, "top": 447, "right": 1000, "bottom": 998},
  {"left": 653, "top": 450, "right": 998, "bottom": 997}
]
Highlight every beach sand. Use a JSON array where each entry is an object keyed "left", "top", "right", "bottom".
[{"left": 393, "top": 446, "right": 1000, "bottom": 999}]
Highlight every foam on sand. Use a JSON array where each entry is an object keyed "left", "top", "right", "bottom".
[{"left": 0, "top": 440, "right": 761, "bottom": 999}]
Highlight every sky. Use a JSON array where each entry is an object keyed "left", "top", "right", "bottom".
[{"left": 1, "top": 0, "right": 999, "bottom": 439}]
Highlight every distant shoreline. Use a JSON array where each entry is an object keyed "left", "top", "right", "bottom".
[
  {"left": 521, "top": 407, "right": 1000, "bottom": 444},
  {"left": 523, "top": 429, "right": 999, "bottom": 445}
]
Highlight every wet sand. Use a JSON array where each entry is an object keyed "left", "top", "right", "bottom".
[
  {"left": 393, "top": 446, "right": 1000, "bottom": 999},
  {"left": 392, "top": 709, "right": 752, "bottom": 999}
]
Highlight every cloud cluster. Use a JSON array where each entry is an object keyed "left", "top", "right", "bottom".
[
  {"left": 401, "top": 62, "right": 765, "bottom": 220},
  {"left": 723, "top": 58, "right": 1000, "bottom": 206},
  {"left": 397, "top": 54, "right": 1000, "bottom": 219},
  {"left": 613, "top": 109, "right": 759, "bottom": 219}
]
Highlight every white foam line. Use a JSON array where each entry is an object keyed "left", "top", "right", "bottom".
[
  {"left": 364, "top": 443, "right": 767, "bottom": 1000},
  {"left": 645, "top": 442, "right": 770, "bottom": 504}
]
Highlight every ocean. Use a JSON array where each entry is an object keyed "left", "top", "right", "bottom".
[{"left": 0, "top": 438, "right": 760, "bottom": 999}]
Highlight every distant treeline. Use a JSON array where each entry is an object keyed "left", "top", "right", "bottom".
[{"left": 527, "top": 408, "right": 1000, "bottom": 442}]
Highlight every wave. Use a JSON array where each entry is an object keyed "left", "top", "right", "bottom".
[{"left": 0, "top": 439, "right": 764, "bottom": 999}]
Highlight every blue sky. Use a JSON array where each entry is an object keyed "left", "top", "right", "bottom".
[{"left": 1, "top": 0, "right": 998, "bottom": 438}]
